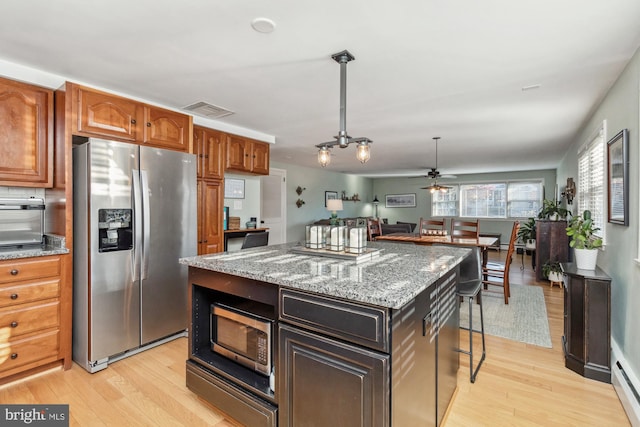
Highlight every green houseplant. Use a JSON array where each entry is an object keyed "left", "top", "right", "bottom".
[
  {"left": 542, "top": 260, "right": 563, "bottom": 282},
  {"left": 538, "top": 199, "right": 570, "bottom": 221},
  {"left": 517, "top": 217, "right": 537, "bottom": 249},
  {"left": 566, "top": 210, "right": 602, "bottom": 270}
]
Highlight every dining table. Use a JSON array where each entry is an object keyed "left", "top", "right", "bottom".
[{"left": 374, "top": 233, "right": 499, "bottom": 269}]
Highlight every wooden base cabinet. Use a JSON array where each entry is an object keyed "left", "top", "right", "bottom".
[
  {"left": 187, "top": 266, "right": 459, "bottom": 427},
  {"left": 561, "top": 263, "right": 611, "bottom": 383},
  {"left": 0, "top": 254, "right": 71, "bottom": 382},
  {"left": 0, "top": 76, "right": 53, "bottom": 187}
]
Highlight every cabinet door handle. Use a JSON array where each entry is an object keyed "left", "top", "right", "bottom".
[
  {"left": 422, "top": 311, "right": 433, "bottom": 337},
  {"left": 147, "top": 122, "right": 151, "bottom": 127},
  {"left": 10, "top": 269, "right": 18, "bottom": 276},
  {"left": 10, "top": 321, "right": 18, "bottom": 328},
  {"left": 11, "top": 353, "right": 18, "bottom": 360},
  {"left": 131, "top": 119, "right": 137, "bottom": 124},
  {"left": 10, "top": 293, "right": 18, "bottom": 300}
]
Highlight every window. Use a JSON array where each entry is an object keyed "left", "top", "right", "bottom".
[
  {"left": 431, "top": 181, "right": 542, "bottom": 218},
  {"left": 432, "top": 185, "right": 458, "bottom": 216},
  {"left": 577, "top": 123, "right": 606, "bottom": 241},
  {"left": 460, "top": 183, "right": 506, "bottom": 218},
  {"left": 508, "top": 182, "right": 543, "bottom": 218}
]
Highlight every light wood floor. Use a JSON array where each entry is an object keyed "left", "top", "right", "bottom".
[{"left": 0, "top": 251, "right": 630, "bottom": 426}]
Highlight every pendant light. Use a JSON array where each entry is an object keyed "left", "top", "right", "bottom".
[{"left": 316, "top": 50, "right": 372, "bottom": 167}]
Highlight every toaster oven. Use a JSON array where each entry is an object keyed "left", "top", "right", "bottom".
[{"left": 0, "top": 197, "right": 45, "bottom": 248}]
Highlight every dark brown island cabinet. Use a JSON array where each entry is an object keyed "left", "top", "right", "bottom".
[
  {"left": 561, "top": 263, "right": 611, "bottom": 383},
  {"left": 183, "top": 245, "right": 461, "bottom": 427}
]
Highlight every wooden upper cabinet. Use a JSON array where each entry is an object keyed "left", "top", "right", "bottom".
[
  {"left": 70, "top": 83, "right": 191, "bottom": 152},
  {"left": 0, "top": 77, "right": 53, "bottom": 187},
  {"left": 142, "top": 106, "right": 192, "bottom": 152},
  {"left": 75, "top": 85, "right": 139, "bottom": 141},
  {"left": 194, "top": 126, "right": 225, "bottom": 180},
  {"left": 251, "top": 140, "right": 270, "bottom": 175},
  {"left": 225, "top": 134, "right": 270, "bottom": 175}
]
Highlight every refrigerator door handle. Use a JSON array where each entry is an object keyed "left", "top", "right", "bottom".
[
  {"left": 131, "top": 170, "right": 142, "bottom": 281},
  {"left": 140, "top": 170, "right": 151, "bottom": 280}
]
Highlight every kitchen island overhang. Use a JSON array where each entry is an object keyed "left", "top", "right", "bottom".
[{"left": 180, "top": 242, "right": 469, "bottom": 426}]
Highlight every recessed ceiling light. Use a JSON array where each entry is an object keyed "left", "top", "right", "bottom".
[
  {"left": 251, "top": 17, "right": 276, "bottom": 33},
  {"left": 522, "top": 84, "right": 541, "bottom": 91}
]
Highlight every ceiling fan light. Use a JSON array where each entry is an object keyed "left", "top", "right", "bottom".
[
  {"left": 356, "top": 141, "right": 370, "bottom": 164},
  {"left": 318, "top": 146, "right": 331, "bottom": 167}
]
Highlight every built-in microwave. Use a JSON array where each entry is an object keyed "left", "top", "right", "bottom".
[{"left": 210, "top": 303, "right": 273, "bottom": 376}]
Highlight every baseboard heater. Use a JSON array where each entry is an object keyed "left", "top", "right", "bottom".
[{"left": 613, "top": 360, "right": 640, "bottom": 426}]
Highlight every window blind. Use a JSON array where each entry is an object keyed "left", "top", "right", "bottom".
[{"left": 578, "top": 127, "right": 605, "bottom": 237}]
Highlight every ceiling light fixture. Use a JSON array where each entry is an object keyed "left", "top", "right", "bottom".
[{"left": 316, "top": 50, "right": 372, "bottom": 167}]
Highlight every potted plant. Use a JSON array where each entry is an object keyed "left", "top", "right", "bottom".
[
  {"left": 542, "top": 260, "right": 563, "bottom": 282},
  {"left": 566, "top": 210, "right": 603, "bottom": 270},
  {"left": 517, "top": 217, "right": 537, "bottom": 250},
  {"left": 538, "top": 199, "right": 570, "bottom": 221}
]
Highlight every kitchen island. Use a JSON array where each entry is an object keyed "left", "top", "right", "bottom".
[{"left": 180, "top": 242, "right": 469, "bottom": 426}]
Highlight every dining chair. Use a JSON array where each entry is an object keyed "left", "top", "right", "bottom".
[
  {"left": 367, "top": 218, "right": 382, "bottom": 241},
  {"left": 241, "top": 232, "right": 269, "bottom": 249},
  {"left": 482, "top": 221, "right": 519, "bottom": 304},
  {"left": 419, "top": 217, "right": 446, "bottom": 235},
  {"left": 451, "top": 218, "right": 480, "bottom": 239}
]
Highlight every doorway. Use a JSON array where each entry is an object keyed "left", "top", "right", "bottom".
[{"left": 260, "top": 168, "right": 286, "bottom": 245}]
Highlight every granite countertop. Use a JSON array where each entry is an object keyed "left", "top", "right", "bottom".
[
  {"left": 0, "top": 234, "right": 69, "bottom": 261},
  {"left": 180, "top": 242, "right": 470, "bottom": 309}
]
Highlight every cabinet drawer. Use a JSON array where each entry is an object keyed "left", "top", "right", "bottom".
[
  {"left": 0, "top": 300, "right": 59, "bottom": 337},
  {"left": 186, "top": 361, "right": 277, "bottom": 427},
  {"left": 0, "top": 257, "right": 61, "bottom": 284},
  {"left": 0, "top": 330, "right": 59, "bottom": 373},
  {"left": 279, "top": 289, "right": 389, "bottom": 352},
  {"left": 0, "top": 278, "right": 60, "bottom": 308}
]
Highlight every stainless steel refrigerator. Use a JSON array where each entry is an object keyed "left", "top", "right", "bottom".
[{"left": 72, "top": 138, "right": 197, "bottom": 373}]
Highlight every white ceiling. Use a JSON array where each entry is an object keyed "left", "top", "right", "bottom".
[{"left": 2, "top": 0, "right": 640, "bottom": 177}]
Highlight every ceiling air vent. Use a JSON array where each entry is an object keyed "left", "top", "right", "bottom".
[{"left": 183, "top": 101, "right": 234, "bottom": 119}]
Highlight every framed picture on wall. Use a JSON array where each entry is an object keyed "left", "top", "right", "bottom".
[
  {"left": 607, "top": 129, "right": 628, "bottom": 225},
  {"left": 385, "top": 193, "right": 416, "bottom": 208},
  {"left": 225, "top": 178, "right": 245, "bottom": 199}
]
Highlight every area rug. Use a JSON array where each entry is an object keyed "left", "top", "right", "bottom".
[{"left": 459, "top": 284, "right": 552, "bottom": 348}]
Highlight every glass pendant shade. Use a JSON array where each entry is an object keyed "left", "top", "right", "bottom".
[
  {"left": 318, "top": 146, "right": 331, "bottom": 167},
  {"left": 356, "top": 141, "right": 370, "bottom": 164}
]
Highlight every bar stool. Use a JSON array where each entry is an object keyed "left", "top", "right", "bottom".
[
  {"left": 437, "top": 244, "right": 486, "bottom": 383},
  {"left": 458, "top": 261, "right": 486, "bottom": 382}
]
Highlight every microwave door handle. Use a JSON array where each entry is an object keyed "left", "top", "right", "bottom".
[
  {"left": 131, "top": 170, "right": 142, "bottom": 281},
  {"left": 140, "top": 170, "right": 151, "bottom": 281}
]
